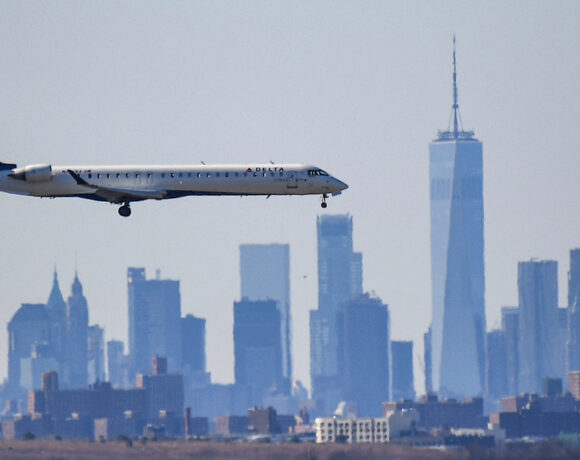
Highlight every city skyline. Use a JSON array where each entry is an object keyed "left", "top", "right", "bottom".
[{"left": 1, "top": 2, "right": 579, "bottom": 395}]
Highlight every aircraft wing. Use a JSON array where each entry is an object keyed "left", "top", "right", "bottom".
[{"left": 67, "top": 170, "right": 167, "bottom": 203}]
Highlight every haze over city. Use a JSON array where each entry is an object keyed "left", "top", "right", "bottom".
[{"left": 0, "top": 1, "right": 579, "bottom": 397}]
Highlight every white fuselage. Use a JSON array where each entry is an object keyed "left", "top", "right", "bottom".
[{"left": 0, "top": 163, "right": 347, "bottom": 203}]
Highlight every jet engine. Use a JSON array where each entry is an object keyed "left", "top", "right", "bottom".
[{"left": 9, "top": 164, "right": 53, "bottom": 182}]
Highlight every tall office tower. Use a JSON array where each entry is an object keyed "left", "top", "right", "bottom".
[
  {"left": 128, "top": 268, "right": 182, "bottom": 378},
  {"left": 485, "top": 330, "right": 508, "bottom": 402},
  {"left": 310, "top": 214, "right": 362, "bottom": 411},
  {"left": 429, "top": 39, "right": 485, "bottom": 397},
  {"left": 556, "top": 307, "right": 568, "bottom": 387},
  {"left": 65, "top": 273, "right": 89, "bottom": 388},
  {"left": 87, "top": 325, "right": 105, "bottom": 384},
  {"left": 501, "top": 307, "right": 520, "bottom": 396},
  {"left": 391, "top": 340, "right": 415, "bottom": 402},
  {"left": 107, "top": 340, "right": 128, "bottom": 388},
  {"left": 7, "top": 304, "right": 51, "bottom": 391},
  {"left": 424, "top": 327, "right": 433, "bottom": 394},
  {"left": 46, "top": 270, "right": 67, "bottom": 377},
  {"left": 342, "top": 295, "right": 390, "bottom": 416},
  {"left": 234, "top": 299, "right": 282, "bottom": 405},
  {"left": 181, "top": 314, "right": 207, "bottom": 373},
  {"left": 240, "top": 244, "right": 291, "bottom": 394},
  {"left": 568, "top": 249, "right": 580, "bottom": 373},
  {"left": 518, "top": 260, "right": 559, "bottom": 394}
]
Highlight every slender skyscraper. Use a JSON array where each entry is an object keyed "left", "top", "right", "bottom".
[
  {"left": 240, "top": 244, "right": 291, "bottom": 394},
  {"left": 341, "top": 295, "right": 390, "bottom": 417},
  {"left": 46, "top": 270, "right": 67, "bottom": 378},
  {"left": 87, "top": 324, "right": 105, "bottom": 384},
  {"left": 128, "top": 268, "right": 182, "bottom": 378},
  {"left": 518, "top": 259, "right": 559, "bottom": 394},
  {"left": 107, "top": 340, "right": 127, "bottom": 388},
  {"left": 391, "top": 340, "right": 415, "bottom": 402},
  {"left": 310, "top": 214, "right": 362, "bottom": 411},
  {"left": 501, "top": 306, "right": 520, "bottom": 396},
  {"left": 181, "top": 314, "right": 207, "bottom": 374},
  {"left": 485, "top": 330, "right": 508, "bottom": 402},
  {"left": 429, "top": 38, "right": 485, "bottom": 397},
  {"left": 568, "top": 249, "right": 580, "bottom": 373},
  {"left": 234, "top": 299, "right": 282, "bottom": 405},
  {"left": 66, "top": 273, "right": 89, "bottom": 388}
]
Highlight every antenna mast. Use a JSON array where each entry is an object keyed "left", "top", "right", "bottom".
[{"left": 452, "top": 35, "right": 459, "bottom": 139}]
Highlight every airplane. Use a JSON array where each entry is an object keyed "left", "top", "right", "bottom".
[{"left": 0, "top": 161, "right": 348, "bottom": 217}]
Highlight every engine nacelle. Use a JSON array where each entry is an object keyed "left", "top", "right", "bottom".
[{"left": 10, "top": 164, "right": 53, "bottom": 182}]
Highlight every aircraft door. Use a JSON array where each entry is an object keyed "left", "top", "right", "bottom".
[{"left": 286, "top": 172, "right": 298, "bottom": 189}]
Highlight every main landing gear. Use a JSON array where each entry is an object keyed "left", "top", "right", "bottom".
[
  {"left": 118, "top": 203, "right": 131, "bottom": 217},
  {"left": 321, "top": 194, "right": 328, "bottom": 209}
]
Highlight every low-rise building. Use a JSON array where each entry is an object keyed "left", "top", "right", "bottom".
[
  {"left": 315, "top": 410, "right": 418, "bottom": 444},
  {"left": 214, "top": 415, "right": 249, "bottom": 436},
  {"left": 383, "top": 394, "right": 486, "bottom": 430}
]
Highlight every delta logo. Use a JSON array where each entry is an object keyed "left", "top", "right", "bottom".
[{"left": 246, "top": 167, "right": 284, "bottom": 172}]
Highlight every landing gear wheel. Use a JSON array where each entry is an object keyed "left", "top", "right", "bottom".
[
  {"left": 321, "top": 194, "right": 328, "bottom": 209},
  {"left": 118, "top": 204, "right": 131, "bottom": 217}
]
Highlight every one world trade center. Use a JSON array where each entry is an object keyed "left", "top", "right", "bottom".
[{"left": 429, "top": 38, "right": 485, "bottom": 397}]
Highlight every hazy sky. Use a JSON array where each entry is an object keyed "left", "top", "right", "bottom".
[{"left": 1, "top": 1, "right": 579, "bottom": 395}]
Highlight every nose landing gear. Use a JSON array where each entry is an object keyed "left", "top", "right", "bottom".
[
  {"left": 321, "top": 194, "right": 328, "bottom": 209},
  {"left": 118, "top": 203, "right": 131, "bottom": 217}
]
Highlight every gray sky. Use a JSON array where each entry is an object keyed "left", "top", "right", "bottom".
[{"left": 1, "top": 1, "right": 579, "bottom": 395}]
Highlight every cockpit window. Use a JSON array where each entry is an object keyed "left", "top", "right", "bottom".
[{"left": 308, "top": 169, "right": 329, "bottom": 176}]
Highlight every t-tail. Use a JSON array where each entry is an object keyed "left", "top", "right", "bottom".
[{"left": 0, "top": 162, "right": 17, "bottom": 171}]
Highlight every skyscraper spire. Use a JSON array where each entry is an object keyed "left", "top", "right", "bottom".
[
  {"left": 435, "top": 36, "right": 475, "bottom": 142},
  {"left": 452, "top": 35, "right": 459, "bottom": 139}
]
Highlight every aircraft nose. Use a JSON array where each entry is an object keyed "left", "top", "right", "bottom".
[
  {"left": 334, "top": 177, "right": 348, "bottom": 191},
  {"left": 329, "top": 177, "right": 348, "bottom": 193},
  {"left": 337, "top": 179, "right": 348, "bottom": 190}
]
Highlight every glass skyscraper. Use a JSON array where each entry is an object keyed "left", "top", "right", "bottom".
[
  {"left": 240, "top": 244, "right": 291, "bottom": 394},
  {"left": 518, "top": 259, "right": 559, "bottom": 394},
  {"left": 310, "top": 214, "right": 362, "bottom": 411},
  {"left": 128, "top": 268, "right": 182, "bottom": 378},
  {"left": 568, "top": 249, "right": 580, "bottom": 374},
  {"left": 429, "top": 39, "right": 485, "bottom": 397}
]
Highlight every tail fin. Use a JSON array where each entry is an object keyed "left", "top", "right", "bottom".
[{"left": 0, "top": 162, "right": 17, "bottom": 171}]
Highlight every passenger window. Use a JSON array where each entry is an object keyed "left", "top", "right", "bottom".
[
  {"left": 262, "top": 172, "right": 267, "bottom": 177},
  {"left": 116, "top": 173, "right": 120, "bottom": 178},
  {"left": 126, "top": 173, "right": 130, "bottom": 178},
  {"left": 161, "top": 173, "right": 165, "bottom": 178},
  {"left": 225, "top": 172, "right": 229, "bottom": 177},
  {"left": 106, "top": 173, "right": 110, "bottom": 179},
  {"left": 280, "top": 172, "right": 284, "bottom": 177},
  {"left": 178, "top": 172, "right": 183, "bottom": 178},
  {"left": 147, "top": 173, "right": 151, "bottom": 178},
  {"left": 207, "top": 173, "right": 211, "bottom": 177},
  {"left": 187, "top": 172, "right": 192, "bottom": 178},
  {"left": 235, "top": 172, "right": 239, "bottom": 177},
  {"left": 88, "top": 174, "right": 92, "bottom": 179},
  {"left": 171, "top": 173, "right": 175, "bottom": 178},
  {"left": 244, "top": 172, "right": 248, "bottom": 177},
  {"left": 135, "top": 173, "right": 140, "bottom": 178},
  {"left": 216, "top": 172, "right": 220, "bottom": 177},
  {"left": 97, "top": 173, "right": 101, "bottom": 179}
]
